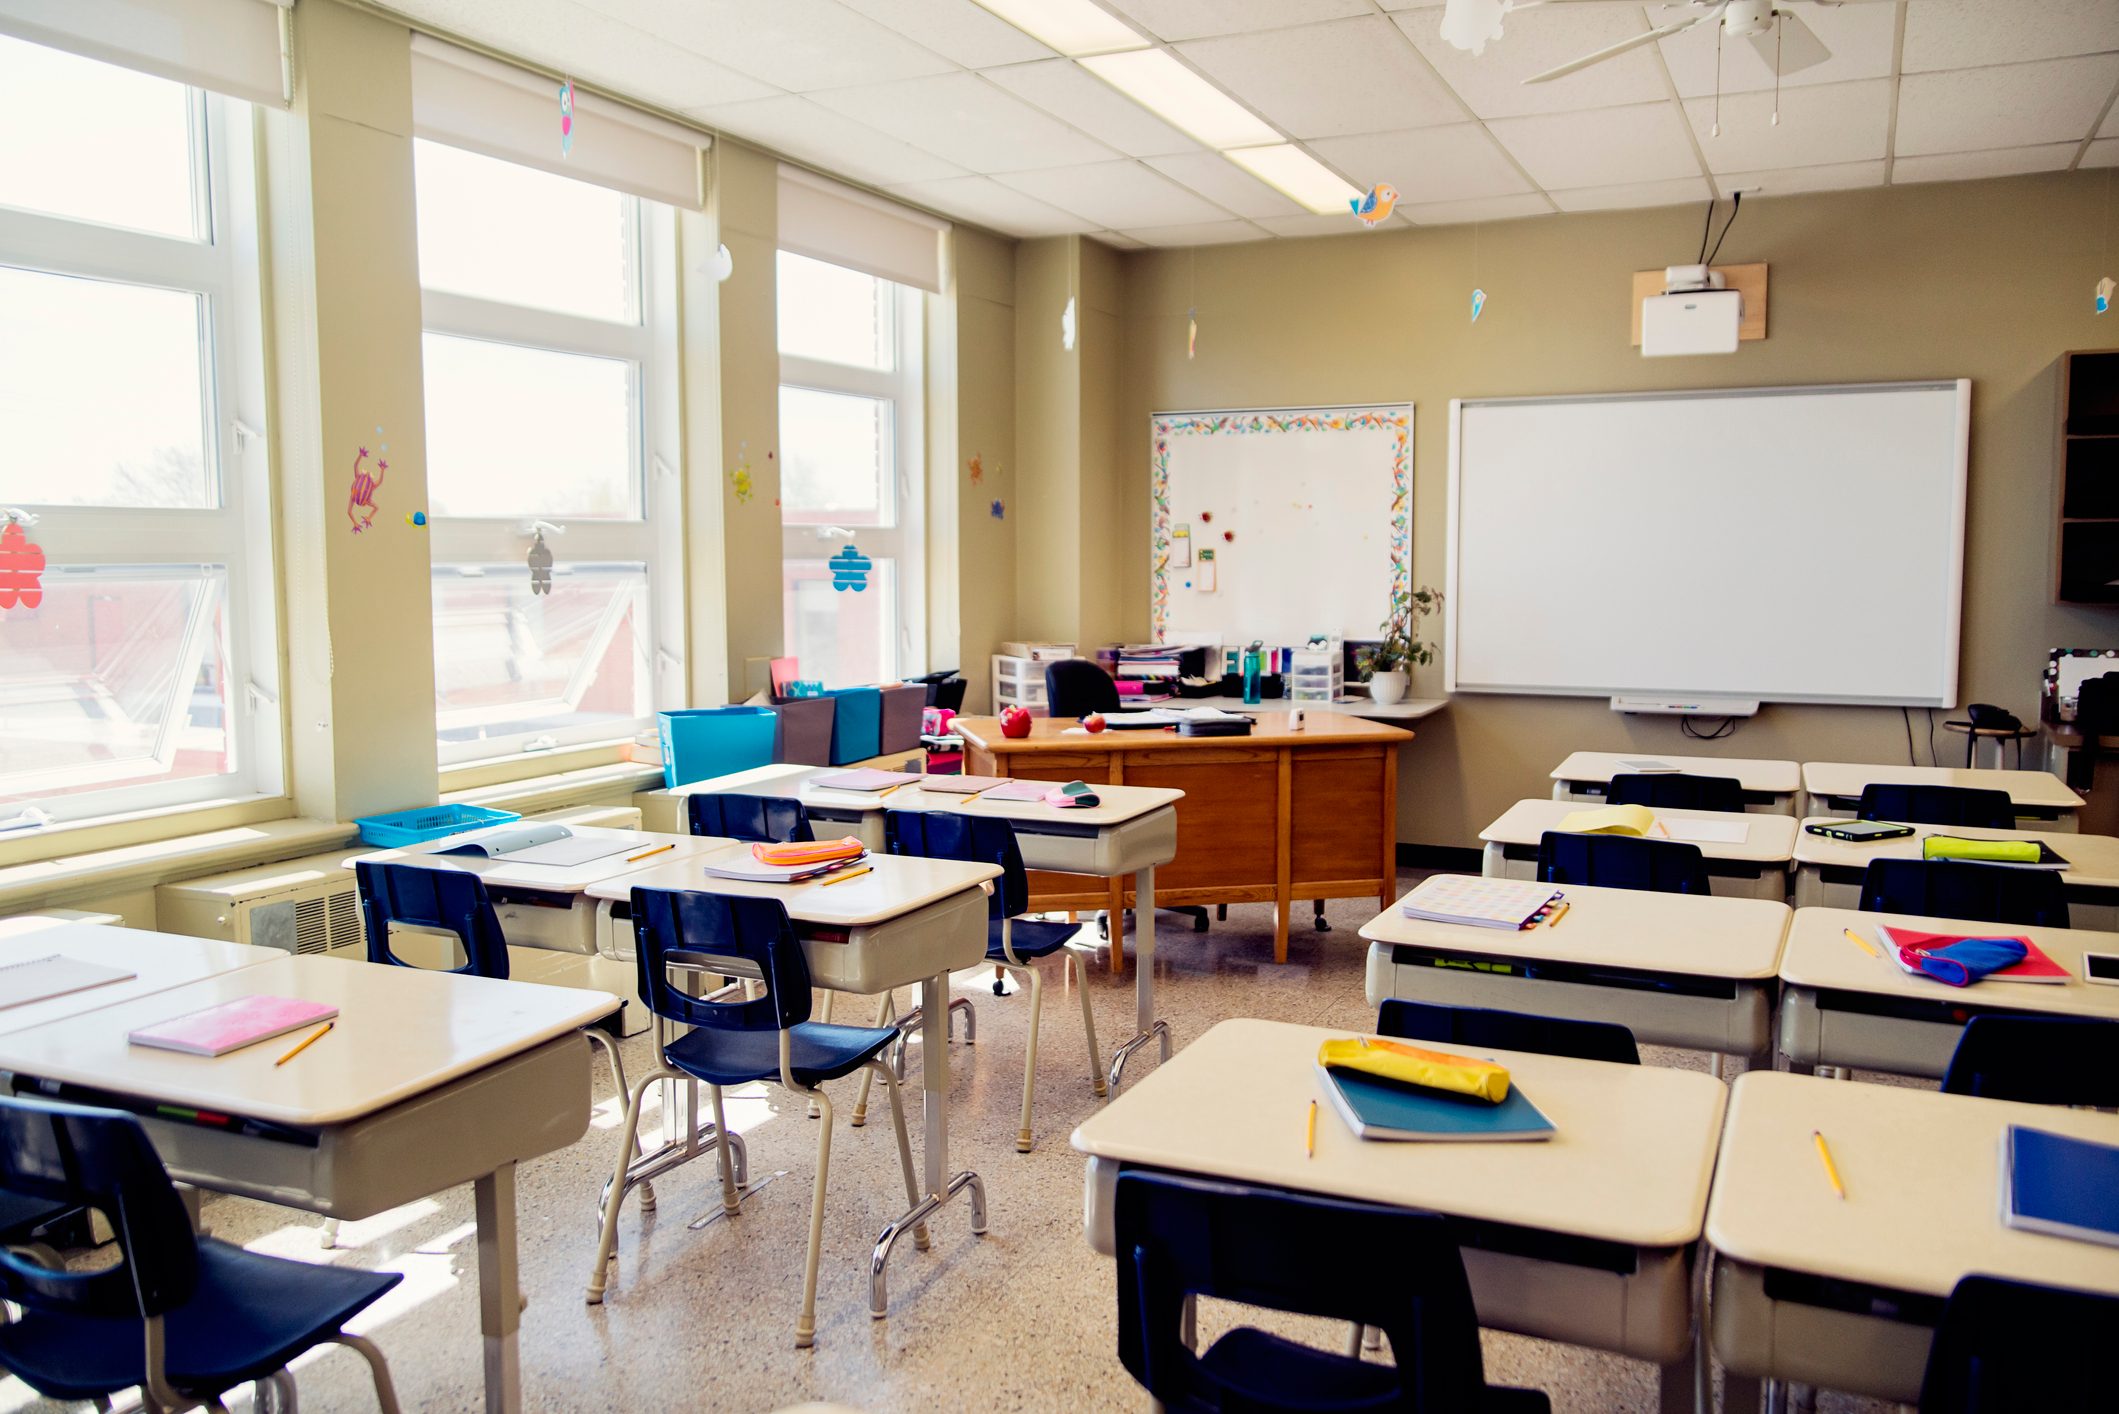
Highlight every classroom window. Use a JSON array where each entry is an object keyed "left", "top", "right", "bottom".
[
  {"left": 416, "top": 140, "right": 677, "bottom": 764},
  {"left": 777, "top": 251, "right": 924, "bottom": 686},
  {"left": 0, "top": 37, "right": 277, "bottom": 828}
]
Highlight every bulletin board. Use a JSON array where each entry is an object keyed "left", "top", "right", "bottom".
[{"left": 1150, "top": 404, "right": 1410, "bottom": 646}]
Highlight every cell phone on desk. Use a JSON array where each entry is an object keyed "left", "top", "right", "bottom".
[
  {"left": 2083, "top": 952, "right": 2119, "bottom": 986},
  {"left": 1804, "top": 820, "right": 1916, "bottom": 842}
]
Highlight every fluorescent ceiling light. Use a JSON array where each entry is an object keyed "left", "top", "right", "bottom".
[
  {"left": 1079, "top": 49, "right": 1281, "bottom": 150},
  {"left": 970, "top": 0, "right": 1148, "bottom": 57},
  {"left": 1225, "top": 144, "right": 1364, "bottom": 216}
]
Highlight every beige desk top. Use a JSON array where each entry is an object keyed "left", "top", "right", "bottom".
[
  {"left": 582, "top": 846, "right": 999, "bottom": 928},
  {"left": 1707, "top": 1070, "right": 2119, "bottom": 1298},
  {"left": 1780, "top": 906, "right": 2119, "bottom": 1019},
  {"left": 661, "top": 764, "right": 1183, "bottom": 829},
  {"left": 956, "top": 711, "right": 1411, "bottom": 751},
  {"left": 1551, "top": 752, "right": 1801, "bottom": 794},
  {"left": 363, "top": 825, "right": 724, "bottom": 896},
  {"left": 1070, "top": 1017, "right": 1727, "bottom": 1250},
  {"left": 1792, "top": 819, "right": 2119, "bottom": 887},
  {"left": 1480, "top": 798, "right": 1799, "bottom": 865},
  {"left": 0, "top": 923, "right": 279, "bottom": 1037},
  {"left": 0, "top": 954, "right": 616, "bottom": 1127},
  {"left": 1359, "top": 880, "right": 1790, "bottom": 981},
  {"left": 1801, "top": 763, "right": 2083, "bottom": 810}
]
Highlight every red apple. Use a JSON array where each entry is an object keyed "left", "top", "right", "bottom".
[
  {"left": 1000, "top": 705, "right": 1033, "bottom": 738},
  {"left": 1082, "top": 712, "right": 1107, "bottom": 733}
]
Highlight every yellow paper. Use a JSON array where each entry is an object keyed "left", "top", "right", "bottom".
[
  {"left": 1318, "top": 1037, "right": 1511, "bottom": 1105},
  {"left": 1557, "top": 804, "right": 1656, "bottom": 837}
]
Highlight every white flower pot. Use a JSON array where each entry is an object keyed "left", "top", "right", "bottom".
[{"left": 1368, "top": 670, "right": 1410, "bottom": 706}]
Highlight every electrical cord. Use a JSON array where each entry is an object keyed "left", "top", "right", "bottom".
[
  {"left": 1681, "top": 714, "right": 1738, "bottom": 741},
  {"left": 1696, "top": 198, "right": 1716, "bottom": 265},
  {"left": 1901, "top": 706, "right": 1917, "bottom": 765},
  {"left": 1705, "top": 190, "right": 1743, "bottom": 266}
]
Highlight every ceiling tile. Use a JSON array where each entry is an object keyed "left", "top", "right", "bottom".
[
  {"left": 1253, "top": 212, "right": 1384, "bottom": 238},
  {"left": 1309, "top": 124, "right": 1533, "bottom": 204},
  {"left": 1393, "top": 5, "right": 1667, "bottom": 120},
  {"left": 1119, "top": 219, "right": 1273, "bottom": 247},
  {"left": 812, "top": 73, "right": 1119, "bottom": 172},
  {"left": 1681, "top": 79, "right": 1892, "bottom": 174},
  {"left": 835, "top": 0, "right": 1055, "bottom": 67},
  {"left": 885, "top": 175, "right": 1099, "bottom": 235},
  {"left": 570, "top": 0, "right": 954, "bottom": 91},
  {"left": 1891, "top": 144, "right": 2081, "bottom": 185},
  {"left": 1177, "top": 17, "right": 1465, "bottom": 139},
  {"left": 1104, "top": 0, "right": 1370, "bottom": 43},
  {"left": 1657, "top": 1, "right": 1898, "bottom": 99},
  {"left": 1548, "top": 176, "right": 1713, "bottom": 213},
  {"left": 1142, "top": 152, "right": 1305, "bottom": 220},
  {"left": 996, "top": 161, "right": 1233, "bottom": 229},
  {"left": 1488, "top": 102, "right": 1704, "bottom": 189},
  {"left": 1894, "top": 55, "right": 2119, "bottom": 155},
  {"left": 1093, "top": 231, "right": 1149, "bottom": 250},
  {"left": 2086, "top": 137, "right": 2119, "bottom": 168},
  {"left": 1903, "top": 0, "right": 2119, "bottom": 74},
  {"left": 688, "top": 95, "right": 966, "bottom": 185},
  {"left": 982, "top": 59, "right": 1199, "bottom": 157},
  {"left": 1400, "top": 192, "right": 1555, "bottom": 225},
  {"left": 1712, "top": 160, "right": 1888, "bottom": 200}
]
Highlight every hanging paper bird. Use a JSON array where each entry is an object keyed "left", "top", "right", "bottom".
[
  {"left": 1470, "top": 287, "right": 1487, "bottom": 323},
  {"left": 528, "top": 530, "right": 554, "bottom": 595},
  {"left": 1350, "top": 184, "right": 1398, "bottom": 227},
  {"left": 559, "top": 80, "right": 575, "bottom": 158},
  {"left": 1187, "top": 307, "right": 1197, "bottom": 359},
  {"left": 2099, "top": 277, "right": 2115, "bottom": 315},
  {"left": 829, "top": 543, "right": 873, "bottom": 592}
]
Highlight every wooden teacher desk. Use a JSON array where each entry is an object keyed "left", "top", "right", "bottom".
[{"left": 953, "top": 712, "right": 1411, "bottom": 964}]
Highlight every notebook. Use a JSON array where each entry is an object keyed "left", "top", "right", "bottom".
[
  {"left": 2002, "top": 1125, "right": 2119, "bottom": 1249},
  {"left": 917, "top": 774, "right": 1012, "bottom": 795},
  {"left": 1557, "top": 804, "right": 1657, "bottom": 836},
  {"left": 1618, "top": 759, "right": 1680, "bottom": 773},
  {"left": 438, "top": 824, "right": 634, "bottom": 867},
  {"left": 1316, "top": 1063, "right": 1555, "bottom": 1143},
  {"left": 1924, "top": 836, "right": 2070, "bottom": 870},
  {"left": 1399, "top": 875, "right": 1563, "bottom": 930},
  {"left": 0, "top": 954, "right": 137, "bottom": 1011},
  {"left": 699, "top": 849, "right": 869, "bottom": 884},
  {"left": 808, "top": 768, "right": 922, "bottom": 792},
  {"left": 978, "top": 779, "right": 1061, "bottom": 802},
  {"left": 1663, "top": 816, "right": 1751, "bottom": 845},
  {"left": 1876, "top": 925, "right": 2071, "bottom": 984},
  {"left": 130, "top": 995, "right": 339, "bottom": 1057}
]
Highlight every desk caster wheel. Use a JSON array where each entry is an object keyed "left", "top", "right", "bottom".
[
  {"left": 993, "top": 979, "right": 1006, "bottom": 996},
  {"left": 1315, "top": 916, "right": 1331, "bottom": 933},
  {"left": 1192, "top": 912, "right": 1208, "bottom": 933}
]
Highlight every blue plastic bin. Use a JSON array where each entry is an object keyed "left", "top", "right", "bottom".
[
  {"left": 659, "top": 706, "right": 779, "bottom": 788},
  {"left": 825, "top": 687, "right": 882, "bottom": 764},
  {"left": 356, "top": 803, "right": 520, "bottom": 848}
]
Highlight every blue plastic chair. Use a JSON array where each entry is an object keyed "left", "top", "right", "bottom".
[
  {"left": 685, "top": 791, "right": 814, "bottom": 844},
  {"left": 887, "top": 810, "right": 1104, "bottom": 1151},
  {"left": 0, "top": 1096, "right": 403, "bottom": 1412},
  {"left": 1919, "top": 1275, "right": 2119, "bottom": 1412},
  {"left": 1857, "top": 783, "right": 2014, "bottom": 829},
  {"left": 1858, "top": 858, "right": 2070, "bottom": 928},
  {"left": 1114, "top": 1170, "right": 1551, "bottom": 1413},
  {"left": 1378, "top": 999, "right": 1641, "bottom": 1066},
  {"left": 1941, "top": 1016, "right": 2119, "bottom": 1105},
  {"left": 588, "top": 888, "right": 923, "bottom": 1347},
  {"left": 1536, "top": 832, "right": 1711, "bottom": 894},
  {"left": 1605, "top": 772, "right": 1745, "bottom": 812}
]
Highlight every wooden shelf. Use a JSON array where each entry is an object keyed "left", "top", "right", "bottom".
[{"left": 2056, "top": 350, "right": 2119, "bottom": 604}]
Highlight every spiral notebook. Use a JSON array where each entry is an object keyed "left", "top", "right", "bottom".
[
  {"left": 0, "top": 954, "right": 136, "bottom": 1011},
  {"left": 129, "top": 995, "right": 339, "bottom": 1057}
]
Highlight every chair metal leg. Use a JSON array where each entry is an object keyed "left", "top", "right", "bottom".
[
  {"left": 584, "top": 1030, "right": 652, "bottom": 1208},
  {"left": 319, "top": 1217, "right": 341, "bottom": 1249},
  {"left": 1070, "top": 951, "right": 1107, "bottom": 1099},
  {"left": 327, "top": 1330, "right": 404, "bottom": 1414},
  {"left": 796, "top": 1086, "right": 835, "bottom": 1349},
  {"left": 853, "top": 990, "right": 897, "bottom": 1127},
  {"left": 254, "top": 1369, "right": 297, "bottom": 1413},
  {"left": 872, "top": 1060, "right": 929, "bottom": 1254},
  {"left": 586, "top": 1066, "right": 673, "bottom": 1304},
  {"left": 707, "top": 1084, "right": 740, "bottom": 1216},
  {"left": 1013, "top": 962, "right": 1044, "bottom": 1152}
]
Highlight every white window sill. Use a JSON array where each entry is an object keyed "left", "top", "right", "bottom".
[
  {"left": 0, "top": 814, "right": 355, "bottom": 916},
  {"left": 444, "top": 759, "right": 667, "bottom": 817}
]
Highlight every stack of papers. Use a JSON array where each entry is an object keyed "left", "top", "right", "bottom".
[
  {"left": 1400, "top": 875, "right": 1563, "bottom": 930},
  {"left": 1554, "top": 805, "right": 1750, "bottom": 845},
  {"left": 977, "top": 779, "right": 1063, "bottom": 802},
  {"left": 1106, "top": 705, "right": 1244, "bottom": 729},
  {"left": 916, "top": 775, "right": 1012, "bottom": 795},
  {"left": 808, "top": 768, "right": 921, "bottom": 792},
  {"left": 1618, "top": 759, "right": 1680, "bottom": 773},
  {"left": 0, "top": 954, "right": 137, "bottom": 1011},
  {"left": 700, "top": 848, "right": 870, "bottom": 884}
]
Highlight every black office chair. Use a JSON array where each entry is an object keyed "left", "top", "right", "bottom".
[
  {"left": 1378, "top": 1000, "right": 1641, "bottom": 1066},
  {"left": 910, "top": 669, "right": 966, "bottom": 713},
  {"left": 1606, "top": 772, "right": 1745, "bottom": 812},
  {"left": 1941, "top": 1016, "right": 2119, "bottom": 1106},
  {"left": 1857, "top": 784, "right": 2014, "bottom": 829},
  {"left": 1918, "top": 1275, "right": 2119, "bottom": 1413},
  {"left": 1536, "top": 832, "right": 1711, "bottom": 895},
  {"left": 1858, "top": 858, "right": 2070, "bottom": 928},
  {"left": 1045, "top": 659, "right": 1120, "bottom": 718}
]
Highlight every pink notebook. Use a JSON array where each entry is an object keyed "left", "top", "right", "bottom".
[
  {"left": 978, "top": 779, "right": 1059, "bottom": 802},
  {"left": 129, "top": 995, "right": 339, "bottom": 1057},
  {"left": 916, "top": 775, "right": 1012, "bottom": 794},
  {"left": 809, "top": 769, "right": 922, "bottom": 792}
]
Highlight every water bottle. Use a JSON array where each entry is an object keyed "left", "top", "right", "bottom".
[{"left": 1242, "top": 645, "right": 1262, "bottom": 705}]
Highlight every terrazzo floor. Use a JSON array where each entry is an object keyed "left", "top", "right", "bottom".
[{"left": 8, "top": 882, "right": 1907, "bottom": 1414}]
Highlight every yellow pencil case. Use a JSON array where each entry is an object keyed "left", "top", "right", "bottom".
[
  {"left": 1318, "top": 1037, "right": 1512, "bottom": 1105},
  {"left": 1923, "top": 836, "right": 2041, "bottom": 865}
]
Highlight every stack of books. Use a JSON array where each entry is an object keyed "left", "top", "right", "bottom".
[{"left": 1398, "top": 875, "right": 1565, "bottom": 930}]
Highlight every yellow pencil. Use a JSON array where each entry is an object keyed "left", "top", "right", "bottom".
[
  {"left": 876, "top": 782, "right": 907, "bottom": 798},
  {"left": 1545, "top": 901, "right": 1571, "bottom": 929},
  {"left": 1841, "top": 927, "right": 1882, "bottom": 959},
  {"left": 275, "top": 1021, "right": 334, "bottom": 1067},
  {"left": 1306, "top": 1099, "right": 1317, "bottom": 1158},
  {"left": 1812, "top": 1129, "right": 1846, "bottom": 1200},
  {"left": 820, "top": 865, "right": 874, "bottom": 887},
  {"left": 625, "top": 843, "right": 675, "bottom": 864}
]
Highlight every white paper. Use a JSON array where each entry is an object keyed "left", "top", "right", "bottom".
[{"left": 1661, "top": 817, "right": 1751, "bottom": 845}]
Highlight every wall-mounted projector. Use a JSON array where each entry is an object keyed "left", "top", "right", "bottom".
[{"left": 1641, "top": 265, "right": 1743, "bottom": 357}]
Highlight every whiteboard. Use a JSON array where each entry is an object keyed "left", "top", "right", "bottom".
[
  {"left": 1445, "top": 380, "right": 1970, "bottom": 707},
  {"left": 1151, "top": 405, "right": 1409, "bottom": 646}
]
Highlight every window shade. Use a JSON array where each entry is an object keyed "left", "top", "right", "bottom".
[
  {"left": 0, "top": 0, "right": 289, "bottom": 106},
  {"left": 778, "top": 166, "right": 947, "bottom": 295},
  {"left": 411, "top": 36, "right": 707, "bottom": 211}
]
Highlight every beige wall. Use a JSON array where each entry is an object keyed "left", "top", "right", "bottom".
[
  {"left": 944, "top": 227, "right": 1019, "bottom": 712},
  {"left": 1113, "top": 172, "right": 2119, "bottom": 847},
  {"left": 1014, "top": 237, "right": 1083, "bottom": 644}
]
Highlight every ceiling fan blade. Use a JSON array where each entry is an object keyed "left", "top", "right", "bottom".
[
  {"left": 1523, "top": 9, "right": 1719, "bottom": 84},
  {"left": 1753, "top": 9, "right": 1832, "bottom": 73}
]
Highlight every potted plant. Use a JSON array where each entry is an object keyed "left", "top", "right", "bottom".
[{"left": 1357, "top": 585, "right": 1441, "bottom": 707}]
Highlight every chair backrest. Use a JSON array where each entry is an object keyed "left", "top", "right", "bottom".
[
  {"left": 355, "top": 860, "right": 511, "bottom": 979},
  {"left": 1941, "top": 1016, "right": 2119, "bottom": 1105},
  {"left": 629, "top": 887, "right": 812, "bottom": 1033},
  {"left": 686, "top": 791, "right": 814, "bottom": 844},
  {"left": 2076, "top": 672, "right": 2119, "bottom": 738},
  {"left": 1536, "top": 831, "right": 1710, "bottom": 895},
  {"left": 1858, "top": 858, "right": 2070, "bottom": 928},
  {"left": 1377, "top": 999, "right": 1641, "bottom": 1066},
  {"left": 1919, "top": 1275, "right": 2119, "bottom": 1413},
  {"left": 1606, "top": 772, "right": 1745, "bottom": 812},
  {"left": 1857, "top": 783, "right": 2014, "bottom": 829},
  {"left": 0, "top": 1096, "right": 197, "bottom": 1320},
  {"left": 885, "top": 809, "right": 1024, "bottom": 919},
  {"left": 1114, "top": 1170, "right": 1491, "bottom": 1412},
  {"left": 1045, "top": 659, "right": 1120, "bottom": 718}
]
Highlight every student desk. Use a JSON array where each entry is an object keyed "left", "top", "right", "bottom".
[
  {"left": 1071, "top": 1017, "right": 1727, "bottom": 1412},
  {"left": 1478, "top": 799, "right": 1798, "bottom": 901},
  {"left": 1777, "top": 906, "right": 2119, "bottom": 1077},
  {"left": 1707, "top": 1071, "right": 2119, "bottom": 1406},
  {"left": 583, "top": 848, "right": 1000, "bottom": 1318},
  {"left": 0, "top": 922, "right": 278, "bottom": 1036},
  {"left": 1549, "top": 752, "right": 1800, "bottom": 814},
  {"left": 955, "top": 712, "right": 1410, "bottom": 964},
  {"left": 1790, "top": 818, "right": 2119, "bottom": 927},
  {"left": 1361, "top": 883, "right": 1790, "bottom": 1064},
  {"left": 1801, "top": 762, "right": 2084, "bottom": 830},
  {"left": 0, "top": 954, "right": 612, "bottom": 1414}
]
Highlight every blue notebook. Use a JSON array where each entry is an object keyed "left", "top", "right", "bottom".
[
  {"left": 2004, "top": 1125, "right": 2119, "bottom": 1249},
  {"left": 1316, "top": 1063, "right": 1555, "bottom": 1143}
]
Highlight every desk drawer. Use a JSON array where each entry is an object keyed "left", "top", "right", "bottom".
[{"left": 1014, "top": 808, "right": 1178, "bottom": 878}]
